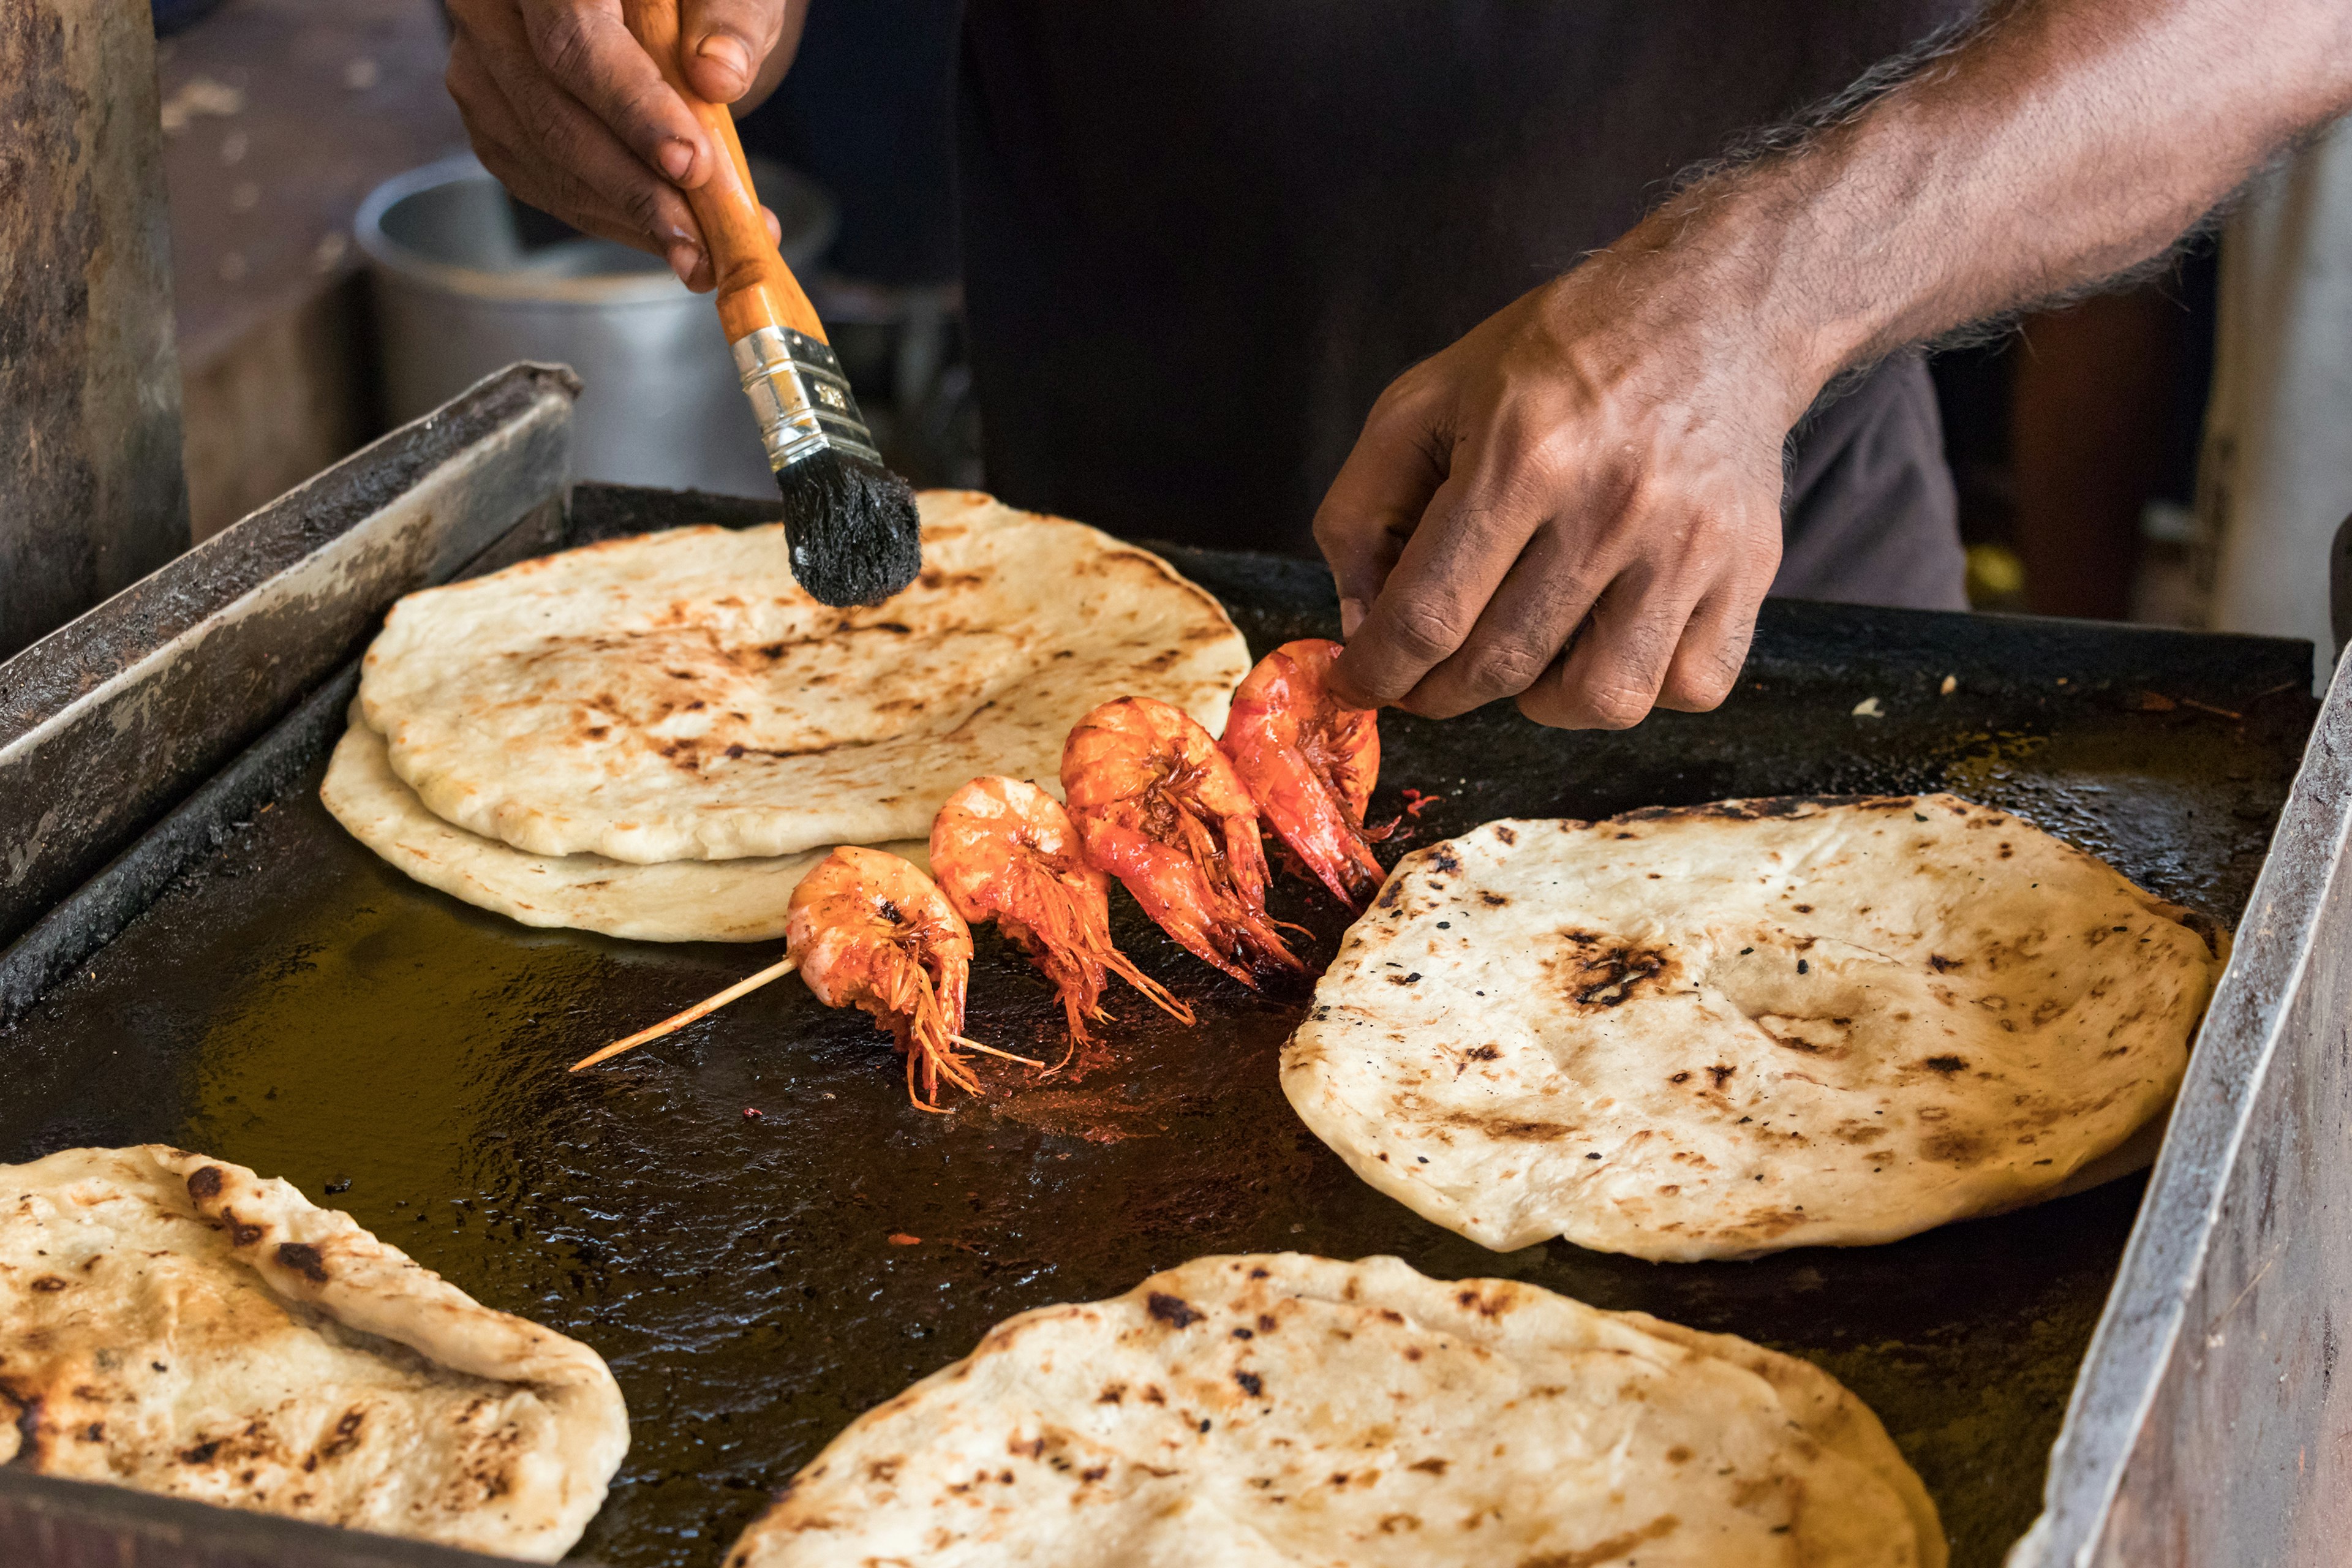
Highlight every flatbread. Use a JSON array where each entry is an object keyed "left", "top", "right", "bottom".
[
  {"left": 321, "top": 710, "right": 927, "bottom": 942},
  {"left": 1281, "top": 795, "right": 2227, "bottom": 1259},
  {"left": 0, "top": 1146, "right": 626, "bottom": 1560},
  {"left": 358, "top": 491, "right": 1248, "bottom": 864},
  {"left": 722, "top": 1252, "right": 1944, "bottom": 1567}
]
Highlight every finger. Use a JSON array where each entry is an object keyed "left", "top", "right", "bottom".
[
  {"left": 471, "top": 26, "right": 709, "bottom": 262},
  {"left": 1396, "top": 517, "right": 1613, "bottom": 719},
  {"left": 450, "top": 44, "right": 659, "bottom": 244},
  {"left": 681, "top": 0, "right": 787, "bottom": 102},
  {"left": 1312, "top": 380, "right": 1449, "bottom": 646},
  {"left": 1516, "top": 558, "right": 1704, "bottom": 731},
  {"left": 1328, "top": 444, "right": 1556, "bottom": 710},
  {"left": 763, "top": 204, "right": 781, "bottom": 247},
  {"left": 519, "top": 0, "right": 712, "bottom": 186},
  {"left": 1654, "top": 551, "right": 1775, "bottom": 714}
]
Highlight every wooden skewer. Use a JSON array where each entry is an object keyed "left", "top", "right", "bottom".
[
  {"left": 952, "top": 1035, "right": 1047, "bottom": 1069},
  {"left": 570, "top": 953, "right": 799, "bottom": 1071},
  {"left": 569, "top": 972, "right": 1047, "bottom": 1077}
]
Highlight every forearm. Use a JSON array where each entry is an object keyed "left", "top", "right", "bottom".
[{"left": 1629, "top": 0, "right": 2352, "bottom": 411}]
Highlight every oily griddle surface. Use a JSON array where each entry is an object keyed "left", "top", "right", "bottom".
[{"left": 0, "top": 538, "right": 2316, "bottom": 1568}]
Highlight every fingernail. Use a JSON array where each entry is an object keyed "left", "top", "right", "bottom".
[
  {"left": 658, "top": 138, "right": 694, "bottom": 181},
  {"left": 1340, "top": 597, "right": 1368, "bottom": 638},
  {"left": 697, "top": 32, "right": 751, "bottom": 88},
  {"left": 666, "top": 243, "right": 699, "bottom": 285}
]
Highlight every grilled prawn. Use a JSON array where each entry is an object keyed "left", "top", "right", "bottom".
[
  {"left": 1220, "top": 638, "right": 1387, "bottom": 910},
  {"left": 929, "top": 775, "right": 1195, "bottom": 1074},
  {"left": 1060, "top": 696, "right": 1303, "bottom": 987},
  {"left": 788, "top": 846, "right": 983, "bottom": 1112}
]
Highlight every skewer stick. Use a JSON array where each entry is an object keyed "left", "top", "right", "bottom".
[
  {"left": 570, "top": 954, "right": 800, "bottom": 1071},
  {"left": 952, "top": 1035, "right": 1047, "bottom": 1069}
]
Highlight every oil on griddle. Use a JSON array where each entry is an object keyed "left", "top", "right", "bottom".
[{"left": 0, "top": 522, "right": 2315, "bottom": 1568}]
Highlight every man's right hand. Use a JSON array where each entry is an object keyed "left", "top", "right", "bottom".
[{"left": 445, "top": 0, "right": 807, "bottom": 290}]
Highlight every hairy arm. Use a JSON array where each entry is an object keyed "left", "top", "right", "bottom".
[{"left": 1321, "top": 0, "right": 2352, "bottom": 728}]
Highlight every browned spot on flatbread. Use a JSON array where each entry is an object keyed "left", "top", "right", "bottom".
[
  {"left": 1146, "top": 1293, "right": 1202, "bottom": 1330},
  {"left": 1545, "top": 930, "right": 1670, "bottom": 1010},
  {"left": 1435, "top": 1112, "right": 1578, "bottom": 1142},
  {"left": 1920, "top": 1129, "right": 1988, "bottom": 1165},
  {"left": 314, "top": 1408, "right": 366, "bottom": 1461},
  {"left": 1728, "top": 1208, "right": 1809, "bottom": 1241},
  {"left": 1517, "top": 1512, "right": 1681, "bottom": 1567},
  {"left": 274, "top": 1242, "right": 329, "bottom": 1284},
  {"left": 184, "top": 1166, "right": 224, "bottom": 1202}
]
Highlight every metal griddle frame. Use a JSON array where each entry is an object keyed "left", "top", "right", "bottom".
[{"left": 2, "top": 366, "right": 2348, "bottom": 1568}]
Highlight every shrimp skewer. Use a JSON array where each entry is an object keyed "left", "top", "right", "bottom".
[
  {"left": 1061, "top": 696, "right": 1303, "bottom": 988},
  {"left": 1220, "top": 638, "right": 1386, "bottom": 911},
  {"left": 570, "top": 952, "right": 800, "bottom": 1071},
  {"left": 786, "top": 847, "right": 998, "bottom": 1111},
  {"left": 574, "top": 846, "right": 1038, "bottom": 1110},
  {"left": 930, "top": 776, "right": 1195, "bottom": 1075}
]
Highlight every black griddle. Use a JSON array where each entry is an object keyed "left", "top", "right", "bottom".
[{"left": 0, "top": 459, "right": 2318, "bottom": 1568}]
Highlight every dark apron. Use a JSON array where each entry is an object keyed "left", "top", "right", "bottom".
[{"left": 955, "top": 2, "right": 1972, "bottom": 609}]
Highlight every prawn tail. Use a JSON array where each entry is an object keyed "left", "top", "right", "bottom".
[
  {"left": 1103, "top": 840, "right": 1264, "bottom": 990},
  {"left": 1260, "top": 784, "right": 1385, "bottom": 913},
  {"left": 1236, "top": 915, "right": 1307, "bottom": 976}
]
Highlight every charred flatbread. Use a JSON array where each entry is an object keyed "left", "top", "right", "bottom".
[
  {"left": 0, "top": 1147, "right": 625, "bottom": 1559},
  {"left": 1281, "top": 795, "right": 2226, "bottom": 1259},
  {"left": 358, "top": 491, "right": 1247, "bottom": 864},
  {"left": 722, "top": 1252, "right": 1943, "bottom": 1567},
  {"left": 320, "top": 707, "right": 927, "bottom": 942}
]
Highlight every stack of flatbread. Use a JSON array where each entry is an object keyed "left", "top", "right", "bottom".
[
  {"left": 722, "top": 1251, "right": 1946, "bottom": 1567},
  {"left": 0, "top": 1146, "right": 626, "bottom": 1560},
  {"left": 325, "top": 491, "right": 1248, "bottom": 941},
  {"left": 1282, "top": 795, "right": 2229, "bottom": 1259}
]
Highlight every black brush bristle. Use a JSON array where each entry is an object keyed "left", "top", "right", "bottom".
[{"left": 775, "top": 448, "right": 924, "bottom": 607}]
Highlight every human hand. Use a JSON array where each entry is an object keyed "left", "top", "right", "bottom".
[
  {"left": 1314, "top": 251, "right": 1814, "bottom": 732},
  {"left": 444, "top": 0, "right": 806, "bottom": 290}
]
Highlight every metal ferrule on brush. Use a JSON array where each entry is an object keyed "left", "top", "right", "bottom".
[{"left": 731, "top": 325, "right": 885, "bottom": 471}]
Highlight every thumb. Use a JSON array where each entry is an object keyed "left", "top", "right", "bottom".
[
  {"left": 680, "top": 0, "right": 790, "bottom": 104},
  {"left": 1311, "top": 390, "right": 1450, "bottom": 693}
]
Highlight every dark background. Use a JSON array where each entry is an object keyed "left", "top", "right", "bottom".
[{"left": 156, "top": 0, "right": 2223, "bottom": 626}]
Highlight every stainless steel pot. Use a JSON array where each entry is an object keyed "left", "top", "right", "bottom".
[{"left": 355, "top": 154, "right": 836, "bottom": 498}]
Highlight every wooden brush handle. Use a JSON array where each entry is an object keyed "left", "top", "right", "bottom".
[{"left": 620, "top": 0, "right": 826, "bottom": 345}]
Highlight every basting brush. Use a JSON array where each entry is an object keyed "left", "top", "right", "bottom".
[{"left": 622, "top": 0, "right": 922, "bottom": 607}]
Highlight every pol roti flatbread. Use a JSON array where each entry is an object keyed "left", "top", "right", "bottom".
[{"left": 1282, "top": 796, "right": 2225, "bottom": 1259}]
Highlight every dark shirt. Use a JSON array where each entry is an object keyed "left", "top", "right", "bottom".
[{"left": 954, "top": 2, "right": 1973, "bottom": 608}]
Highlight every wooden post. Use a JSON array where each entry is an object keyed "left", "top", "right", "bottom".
[{"left": 0, "top": 0, "right": 189, "bottom": 664}]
